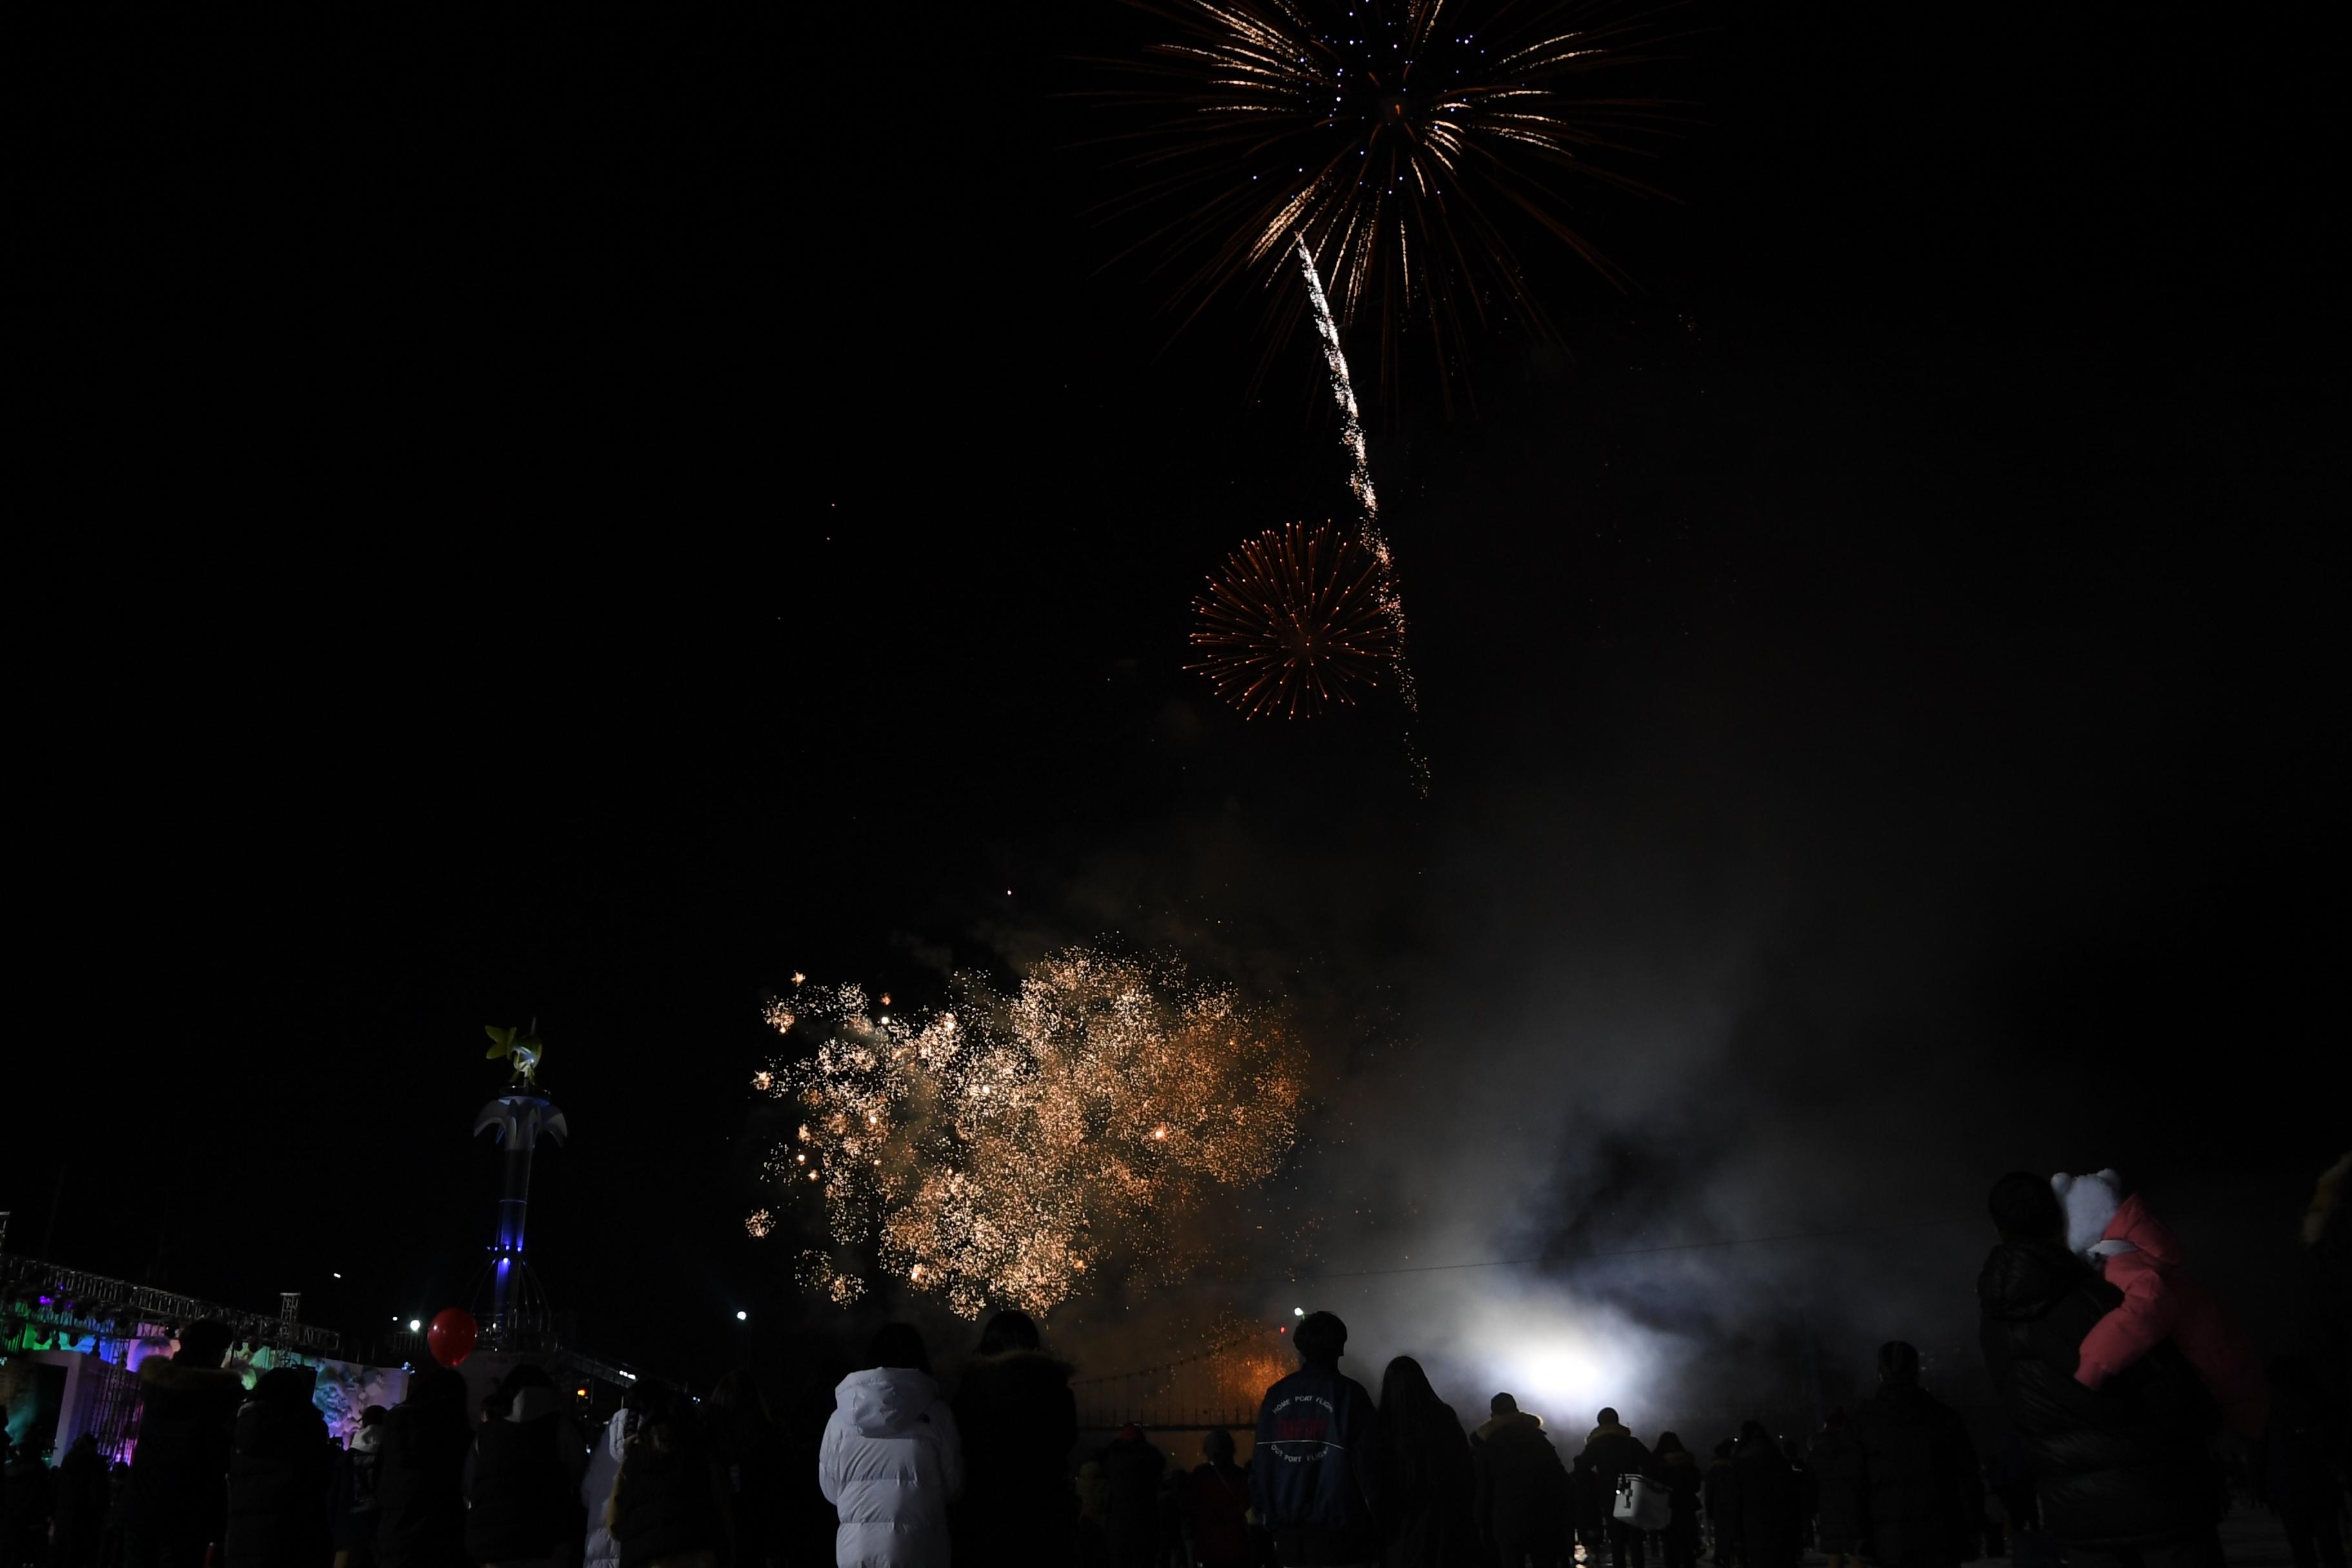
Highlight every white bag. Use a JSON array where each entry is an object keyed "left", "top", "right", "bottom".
[{"left": 1614, "top": 1473, "right": 1673, "bottom": 1532}]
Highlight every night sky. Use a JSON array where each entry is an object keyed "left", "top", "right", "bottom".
[{"left": 14, "top": 0, "right": 2342, "bottom": 1409}]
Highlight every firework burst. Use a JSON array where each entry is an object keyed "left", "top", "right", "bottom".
[
  {"left": 753, "top": 951, "right": 1302, "bottom": 1318},
  {"left": 1190, "top": 522, "right": 1396, "bottom": 718},
  {"left": 1093, "top": 0, "right": 1679, "bottom": 410}
]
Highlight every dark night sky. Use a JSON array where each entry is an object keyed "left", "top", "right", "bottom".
[{"left": 12, "top": 0, "right": 2344, "bottom": 1398}]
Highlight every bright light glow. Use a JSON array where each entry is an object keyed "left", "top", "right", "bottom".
[
  {"left": 735, "top": 1309, "right": 748, "bottom": 1322},
  {"left": 407, "top": 1319, "right": 421, "bottom": 1331},
  {"left": 331, "top": 1272, "right": 342, "bottom": 1279},
  {"left": 1293, "top": 1307, "right": 1306, "bottom": 1317}
]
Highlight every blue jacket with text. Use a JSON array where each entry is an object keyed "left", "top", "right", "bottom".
[{"left": 1251, "top": 1359, "right": 1382, "bottom": 1564}]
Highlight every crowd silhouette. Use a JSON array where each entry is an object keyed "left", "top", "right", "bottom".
[{"left": 0, "top": 1165, "right": 2342, "bottom": 1568}]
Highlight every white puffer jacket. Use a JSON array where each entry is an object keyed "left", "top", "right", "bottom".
[{"left": 818, "top": 1367, "right": 964, "bottom": 1568}]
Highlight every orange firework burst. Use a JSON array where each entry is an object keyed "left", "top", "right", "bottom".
[{"left": 1190, "top": 522, "right": 1398, "bottom": 719}]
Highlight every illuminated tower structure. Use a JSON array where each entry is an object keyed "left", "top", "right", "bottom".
[{"left": 471, "top": 1089, "right": 567, "bottom": 1352}]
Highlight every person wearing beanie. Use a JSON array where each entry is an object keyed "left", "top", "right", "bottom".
[
  {"left": 1852, "top": 1342, "right": 1981, "bottom": 1568},
  {"left": 1475, "top": 1392, "right": 1569, "bottom": 1567},
  {"left": 1251, "top": 1310, "right": 1382, "bottom": 1566},
  {"left": 1977, "top": 1171, "right": 2222, "bottom": 1568}
]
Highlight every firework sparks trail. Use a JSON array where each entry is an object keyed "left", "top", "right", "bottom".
[
  {"left": 752, "top": 950, "right": 1302, "bottom": 1318},
  {"left": 1298, "top": 240, "right": 1431, "bottom": 790}
]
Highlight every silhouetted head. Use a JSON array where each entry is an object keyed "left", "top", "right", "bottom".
[
  {"left": 404, "top": 1366, "right": 467, "bottom": 1409},
  {"left": 709, "top": 1367, "right": 767, "bottom": 1415},
  {"left": 1740, "top": 1420, "right": 1771, "bottom": 1446},
  {"left": 1381, "top": 1355, "right": 1440, "bottom": 1415},
  {"left": 1713, "top": 1439, "right": 1736, "bottom": 1460},
  {"left": 1877, "top": 1341, "right": 1921, "bottom": 1387},
  {"left": 1656, "top": 1431, "right": 1685, "bottom": 1456},
  {"left": 1596, "top": 1406, "right": 1620, "bottom": 1427},
  {"left": 359, "top": 1406, "right": 389, "bottom": 1429},
  {"left": 1492, "top": 1391, "right": 1520, "bottom": 1415},
  {"left": 175, "top": 1320, "right": 233, "bottom": 1367},
  {"left": 867, "top": 1322, "right": 932, "bottom": 1375},
  {"left": 1294, "top": 1311, "right": 1346, "bottom": 1364},
  {"left": 1115, "top": 1423, "right": 1144, "bottom": 1445},
  {"left": 502, "top": 1363, "right": 554, "bottom": 1393},
  {"left": 1988, "top": 1171, "right": 2066, "bottom": 1242},
  {"left": 1202, "top": 1427, "right": 1236, "bottom": 1464},
  {"left": 977, "top": 1309, "right": 1042, "bottom": 1356}
]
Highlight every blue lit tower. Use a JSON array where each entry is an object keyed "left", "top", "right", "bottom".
[{"left": 471, "top": 1090, "right": 567, "bottom": 1350}]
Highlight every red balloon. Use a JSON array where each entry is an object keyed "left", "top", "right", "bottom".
[{"left": 426, "top": 1308, "right": 478, "bottom": 1367}]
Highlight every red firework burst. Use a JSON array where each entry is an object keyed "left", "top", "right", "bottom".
[{"left": 1189, "top": 523, "right": 1398, "bottom": 718}]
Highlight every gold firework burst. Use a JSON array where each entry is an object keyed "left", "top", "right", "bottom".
[{"left": 1189, "top": 522, "right": 1398, "bottom": 719}]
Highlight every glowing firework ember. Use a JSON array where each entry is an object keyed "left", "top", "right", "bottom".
[
  {"left": 753, "top": 950, "right": 1303, "bottom": 1318},
  {"left": 1095, "top": 0, "right": 1676, "bottom": 409},
  {"left": 1190, "top": 522, "right": 1396, "bottom": 718}
]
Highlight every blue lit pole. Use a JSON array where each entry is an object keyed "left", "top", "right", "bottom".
[{"left": 472, "top": 1093, "right": 567, "bottom": 1348}]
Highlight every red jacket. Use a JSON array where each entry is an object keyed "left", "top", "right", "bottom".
[{"left": 2073, "top": 1191, "right": 2268, "bottom": 1436}]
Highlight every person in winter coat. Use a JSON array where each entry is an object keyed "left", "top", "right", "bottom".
[
  {"left": 2050, "top": 1171, "right": 2268, "bottom": 1440},
  {"left": 1701, "top": 1444, "right": 1738, "bottom": 1566},
  {"left": 578, "top": 1395, "right": 642, "bottom": 1568},
  {"left": 1728, "top": 1423, "right": 1799, "bottom": 1568},
  {"left": 608, "top": 1387, "right": 729, "bottom": 1568},
  {"left": 1808, "top": 1411, "right": 1866, "bottom": 1568},
  {"left": 52, "top": 1433, "right": 110, "bottom": 1568},
  {"left": 1646, "top": 1438, "right": 1703, "bottom": 1568},
  {"left": 950, "top": 1309, "right": 1078, "bottom": 1568},
  {"left": 707, "top": 1370, "right": 787, "bottom": 1568},
  {"left": 1585, "top": 1409, "right": 1654, "bottom": 1568},
  {"left": 1, "top": 1438, "right": 55, "bottom": 1568},
  {"left": 331, "top": 1406, "right": 388, "bottom": 1568},
  {"left": 1854, "top": 1342, "right": 1981, "bottom": 1568},
  {"left": 1977, "top": 1171, "right": 2221, "bottom": 1568},
  {"left": 1251, "top": 1309, "right": 1382, "bottom": 1567},
  {"left": 1475, "top": 1395, "right": 1569, "bottom": 1568},
  {"left": 1099, "top": 1427, "right": 1166, "bottom": 1568},
  {"left": 373, "top": 1366, "right": 472, "bottom": 1568},
  {"left": 466, "top": 1364, "right": 587, "bottom": 1567},
  {"left": 2260, "top": 1356, "right": 2346, "bottom": 1568},
  {"left": 1653, "top": 1435, "right": 1704, "bottom": 1568},
  {"left": 121, "top": 1320, "right": 246, "bottom": 1568},
  {"left": 818, "top": 1323, "right": 962, "bottom": 1568},
  {"left": 1374, "top": 1357, "right": 1475, "bottom": 1568},
  {"left": 1182, "top": 1430, "right": 1253, "bottom": 1568},
  {"left": 224, "top": 1365, "right": 334, "bottom": 1568}
]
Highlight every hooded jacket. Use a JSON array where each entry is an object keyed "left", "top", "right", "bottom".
[
  {"left": 818, "top": 1367, "right": 963, "bottom": 1568},
  {"left": 226, "top": 1367, "right": 334, "bottom": 1568},
  {"left": 1977, "top": 1236, "right": 2218, "bottom": 1551},
  {"left": 1251, "top": 1359, "right": 1382, "bottom": 1565},
  {"left": 129, "top": 1353, "right": 248, "bottom": 1546},
  {"left": 2059, "top": 1184, "right": 2268, "bottom": 1438}
]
